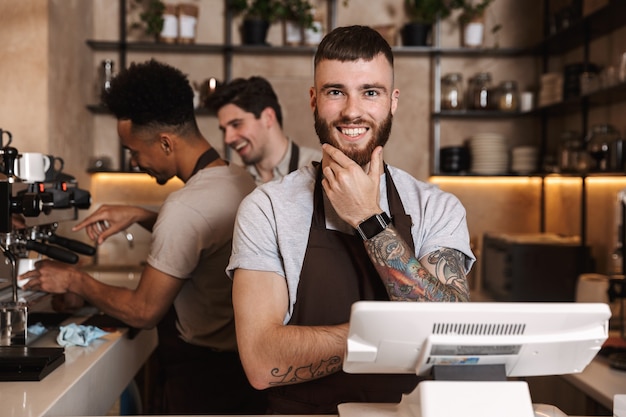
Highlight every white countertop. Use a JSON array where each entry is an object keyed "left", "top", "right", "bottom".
[
  {"left": 562, "top": 354, "right": 626, "bottom": 411},
  {"left": 0, "top": 318, "right": 157, "bottom": 417}
]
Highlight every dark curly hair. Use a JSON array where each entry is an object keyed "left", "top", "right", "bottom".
[
  {"left": 102, "top": 59, "right": 199, "bottom": 136},
  {"left": 314, "top": 25, "right": 394, "bottom": 69},
  {"left": 204, "top": 76, "right": 283, "bottom": 128}
]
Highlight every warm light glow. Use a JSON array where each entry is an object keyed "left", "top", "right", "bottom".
[
  {"left": 429, "top": 176, "right": 542, "bottom": 186},
  {"left": 90, "top": 172, "right": 184, "bottom": 205},
  {"left": 428, "top": 175, "right": 626, "bottom": 193},
  {"left": 543, "top": 176, "right": 582, "bottom": 186},
  {"left": 586, "top": 177, "right": 626, "bottom": 186},
  {"left": 430, "top": 175, "right": 626, "bottom": 188},
  {"left": 91, "top": 172, "right": 183, "bottom": 187}
]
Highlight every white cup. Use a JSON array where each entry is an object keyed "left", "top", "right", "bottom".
[
  {"left": 576, "top": 273, "right": 609, "bottom": 303},
  {"left": 16, "top": 258, "right": 38, "bottom": 288},
  {"left": 520, "top": 92, "right": 534, "bottom": 112},
  {"left": 15, "top": 152, "right": 50, "bottom": 183},
  {"left": 576, "top": 273, "right": 622, "bottom": 319}
]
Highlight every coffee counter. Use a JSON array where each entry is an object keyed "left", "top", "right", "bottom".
[
  {"left": 562, "top": 354, "right": 626, "bottom": 411},
  {"left": 0, "top": 317, "right": 157, "bottom": 417}
]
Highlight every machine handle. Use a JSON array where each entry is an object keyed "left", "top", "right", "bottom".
[
  {"left": 47, "top": 234, "right": 96, "bottom": 256},
  {"left": 25, "top": 240, "right": 79, "bottom": 264}
]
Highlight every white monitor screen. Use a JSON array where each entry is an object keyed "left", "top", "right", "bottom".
[{"left": 344, "top": 301, "right": 610, "bottom": 378}]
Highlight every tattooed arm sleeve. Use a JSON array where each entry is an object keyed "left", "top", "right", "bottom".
[{"left": 364, "top": 225, "right": 470, "bottom": 301}]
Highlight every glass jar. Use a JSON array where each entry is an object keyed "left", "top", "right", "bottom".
[
  {"left": 467, "top": 72, "right": 492, "bottom": 110},
  {"left": 585, "top": 124, "right": 621, "bottom": 172},
  {"left": 441, "top": 73, "right": 464, "bottom": 110},
  {"left": 97, "top": 59, "right": 114, "bottom": 104},
  {"left": 497, "top": 80, "right": 520, "bottom": 111},
  {"left": 557, "top": 130, "right": 583, "bottom": 173}
]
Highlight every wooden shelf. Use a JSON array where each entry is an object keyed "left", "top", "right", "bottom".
[
  {"left": 432, "top": 110, "right": 535, "bottom": 119},
  {"left": 539, "top": 0, "right": 626, "bottom": 55}
]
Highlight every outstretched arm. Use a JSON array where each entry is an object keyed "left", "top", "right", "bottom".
[
  {"left": 72, "top": 204, "right": 158, "bottom": 245},
  {"left": 23, "top": 260, "right": 182, "bottom": 328}
]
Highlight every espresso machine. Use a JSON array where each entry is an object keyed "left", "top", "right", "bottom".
[{"left": 0, "top": 129, "right": 95, "bottom": 349}]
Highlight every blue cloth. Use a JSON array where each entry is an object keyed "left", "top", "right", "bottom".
[
  {"left": 57, "top": 323, "right": 109, "bottom": 347},
  {"left": 27, "top": 322, "right": 47, "bottom": 336}
]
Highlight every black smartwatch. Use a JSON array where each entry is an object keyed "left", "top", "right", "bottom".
[{"left": 355, "top": 212, "right": 391, "bottom": 240}]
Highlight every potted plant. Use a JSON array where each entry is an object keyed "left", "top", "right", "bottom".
[
  {"left": 450, "top": 0, "right": 502, "bottom": 48},
  {"left": 402, "top": 0, "right": 455, "bottom": 46},
  {"left": 129, "top": 0, "right": 166, "bottom": 41},
  {"left": 279, "top": 0, "right": 317, "bottom": 46},
  {"left": 230, "top": 0, "right": 283, "bottom": 45}
]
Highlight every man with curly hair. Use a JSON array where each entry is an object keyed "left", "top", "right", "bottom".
[
  {"left": 206, "top": 76, "right": 321, "bottom": 184},
  {"left": 22, "top": 59, "right": 265, "bottom": 414},
  {"left": 227, "top": 26, "right": 476, "bottom": 414}
]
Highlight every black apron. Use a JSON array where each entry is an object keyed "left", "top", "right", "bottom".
[
  {"left": 288, "top": 141, "right": 300, "bottom": 173},
  {"left": 153, "top": 148, "right": 266, "bottom": 414},
  {"left": 266, "top": 164, "right": 423, "bottom": 414}
]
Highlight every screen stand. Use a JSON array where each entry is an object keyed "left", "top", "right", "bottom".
[
  {"left": 338, "top": 365, "right": 536, "bottom": 417},
  {"left": 432, "top": 364, "right": 507, "bottom": 381}
]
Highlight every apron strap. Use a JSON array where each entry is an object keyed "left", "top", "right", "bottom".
[{"left": 288, "top": 142, "right": 300, "bottom": 173}]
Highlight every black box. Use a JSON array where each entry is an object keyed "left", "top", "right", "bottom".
[{"left": 482, "top": 233, "right": 590, "bottom": 302}]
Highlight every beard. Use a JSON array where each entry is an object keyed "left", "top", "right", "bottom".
[
  {"left": 314, "top": 108, "right": 393, "bottom": 166},
  {"left": 143, "top": 167, "right": 170, "bottom": 185}
]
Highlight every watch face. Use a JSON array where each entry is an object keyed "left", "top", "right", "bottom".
[{"left": 357, "top": 213, "right": 390, "bottom": 240}]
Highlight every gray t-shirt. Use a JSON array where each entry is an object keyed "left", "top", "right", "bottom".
[
  {"left": 149, "top": 163, "right": 256, "bottom": 350},
  {"left": 227, "top": 164, "right": 475, "bottom": 323}
]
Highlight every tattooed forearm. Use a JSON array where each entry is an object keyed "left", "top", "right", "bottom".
[
  {"left": 268, "top": 356, "right": 343, "bottom": 386},
  {"left": 364, "top": 226, "right": 470, "bottom": 301}
]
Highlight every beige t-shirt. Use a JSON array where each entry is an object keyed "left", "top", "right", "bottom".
[{"left": 148, "top": 163, "right": 255, "bottom": 351}]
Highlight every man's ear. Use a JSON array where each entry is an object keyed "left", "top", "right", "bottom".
[
  {"left": 160, "top": 135, "right": 173, "bottom": 155},
  {"left": 309, "top": 86, "right": 316, "bottom": 111},
  {"left": 390, "top": 88, "right": 400, "bottom": 115},
  {"left": 260, "top": 107, "right": 276, "bottom": 128}
]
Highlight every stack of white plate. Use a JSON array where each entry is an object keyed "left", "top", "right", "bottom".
[
  {"left": 468, "top": 133, "right": 508, "bottom": 175},
  {"left": 511, "top": 146, "right": 538, "bottom": 174}
]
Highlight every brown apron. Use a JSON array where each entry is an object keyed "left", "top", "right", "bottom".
[{"left": 266, "top": 164, "right": 423, "bottom": 414}]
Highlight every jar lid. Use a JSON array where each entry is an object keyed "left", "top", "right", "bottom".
[
  {"left": 499, "top": 80, "right": 517, "bottom": 89},
  {"left": 442, "top": 73, "right": 462, "bottom": 82},
  {"left": 590, "top": 123, "right": 618, "bottom": 133},
  {"left": 473, "top": 72, "right": 492, "bottom": 81}
]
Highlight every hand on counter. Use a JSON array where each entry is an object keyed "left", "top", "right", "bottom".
[{"left": 72, "top": 204, "right": 157, "bottom": 245}]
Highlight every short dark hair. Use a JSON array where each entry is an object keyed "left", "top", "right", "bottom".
[
  {"left": 205, "top": 76, "right": 283, "bottom": 128},
  {"left": 102, "top": 59, "right": 199, "bottom": 135},
  {"left": 314, "top": 25, "right": 394, "bottom": 69}
]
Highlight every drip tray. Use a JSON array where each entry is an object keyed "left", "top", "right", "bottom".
[{"left": 0, "top": 346, "right": 65, "bottom": 381}]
